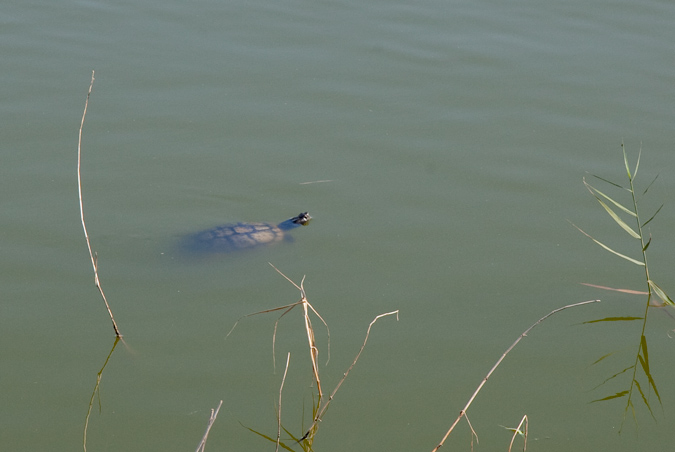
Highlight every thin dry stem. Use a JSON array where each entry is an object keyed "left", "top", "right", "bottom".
[
  {"left": 302, "top": 310, "right": 400, "bottom": 438},
  {"left": 507, "top": 415, "right": 528, "bottom": 452},
  {"left": 195, "top": 400, "right": 223, "bottom": 452},
  {"left": 276, "top": 353, "right": 291, "bottom": 452},
  {"left": 77, "top": 70, "right": 122, "bottom": 338},
  {"left": 430, "top": 299, "right": 600, "bottom": 452}
]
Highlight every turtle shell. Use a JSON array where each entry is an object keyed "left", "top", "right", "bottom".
[
  {"left": 192, "top": 221, "right": 284, "bottom": 252},
  {"left": 186, "top": 212, "right": 311, "bottom": 253}
]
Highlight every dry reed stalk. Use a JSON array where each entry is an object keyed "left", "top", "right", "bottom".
[
  {"left": 276, "top": 352, "right": 291, "bottom": 452},
  {"left": 77, "top": 70, "right": 122, "bottom": 337},
  {"left": 195, "top": 400, "right": 223, "bottom": 452},
  {"left": 267, "top": 263, "right": 328, "bottom": 398},
  {"left": 301, "top": 310, "right": 400, "bottom": 440},
  {"left": 506, "top": 415, "right": 528, "bottom": 452},
  {"left": 430, "top": 299, "right": 600, "bottom": 452}
]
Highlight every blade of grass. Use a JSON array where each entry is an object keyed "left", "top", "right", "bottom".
[
  {"left": 622, "top": 142, "right": 632, "bottom": 180},
  {"left": 591, "top": 173, "right": 626, "bottom": 190},
  {"left": 648, "top": 280, "right": 675, "bottom": 306},
  {"left": 569, "top": 222, "right": 645, "bottom": 266},
  {"left": 582, "top": 181, "right": 640, "bottom": 238},
  {"left": 583, "top": 179, "right": 637, "bottom": 218},
  {"left": 642, "top": 173, "right": 659, "bottom": 195},
  {"left": 642, "top": 204, "right": 663, "bottom": 228}
]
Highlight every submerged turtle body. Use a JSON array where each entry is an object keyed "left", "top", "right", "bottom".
[{"left": 188, "top": 212, "right": 311, "bottom": 253}]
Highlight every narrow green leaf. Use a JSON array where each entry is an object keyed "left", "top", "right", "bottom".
[
  {"left": 648, "top": 280, "right": 675, "bottom": 306},
  {"left": 570, "top": 222, "right": 645, "bottom": 265},
  {"left": 642, "top": 204, "right": 663, "bottom": 227},
  {"left": 591, "top": 390, "right": 629, "bottom": 403},
  {"left": 633, "top": 379, "right": 656, "bottom": 420},
  {"left": 596, "top": 197, "right": 641, "bottom": 238},
  {"left": 634, "top": 145, "right": 642, "bottom": 180},
  {"left": 583, "top": 316, "right": 643, "bottom": 324},
  {"left": 591, "top": 173, "right": 626, "bottom": 190},
  {"left": 584, "top": 179, "right": 637, "bottom": 217},
  {"left": 241, "top": 425, "right": 296, "bottom": 452},
  {"left": 642, "top": 173, "right": 659, "bottom": 196},
  {"left": 642, "top": 236, "right": 651, "bottom": 252},
  {"left": 622, "top": 142, "right": 632, "bottom": 180}
]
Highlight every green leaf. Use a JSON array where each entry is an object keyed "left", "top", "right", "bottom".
[
  {"left": 583, "top": 316, "right": 643, "bottom": 324},
  {"left": 584, "top": 179, "right": 637, "bottom": 217},
  {"left": 642, "top": 236, "right": 651, "bottom": 252},
  {"left": 570, "top": 222, "right": 645, "bottom": 265},
  {"left": 642, "top": 173, "right": 659, "bottom": 196},
  {"left": 591, "top": 173, "right": 626, "bottom": 190},
  {"left": 241, "top": 424, "right": 296, "bottom": 452},
  {"left": 634, "top": 145, "right": 642, "bottom": 180},
  {"left": 591, "top": 390, "right": 629, "bottom": 403},
  {"left": 583, "top": 181, "right": 640, "bottom": 239},
  {"left": 642, "top": 204, "right": 663, "bottom": 228},
  {"left": 648, "top": 280, "right": 675, "bottom": 306},
  {"left": 622, "top": 142, "right": 632, "bottom": 180}
]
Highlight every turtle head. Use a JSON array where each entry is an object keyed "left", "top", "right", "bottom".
[
  {"left": 279, "top": 212, "right": 312, "bottom": 230},
  {"left": 292, "top": 212, "right": 312, "bottom": 226}
]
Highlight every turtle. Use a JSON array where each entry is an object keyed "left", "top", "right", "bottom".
[{"left": 186, "top": 212, "right": 312, "bottom": 253}]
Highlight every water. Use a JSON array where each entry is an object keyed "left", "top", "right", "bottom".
[{"left": 2, "top": 0, "right": 675, "bottom": 450}]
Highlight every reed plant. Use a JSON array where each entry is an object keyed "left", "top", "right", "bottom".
[
  {"left": 227, "top": 264, "right": 398, "bottom": 451},
  {"left": 573, "top": 144, "right": 673, "bottom": 430}
]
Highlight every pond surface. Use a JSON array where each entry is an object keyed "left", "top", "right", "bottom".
[{"left": 2, "top": 0, "right": 675, "bottom": 450}]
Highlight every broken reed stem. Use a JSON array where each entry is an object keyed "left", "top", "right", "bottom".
[
  {"left": 302, "top": 292, "right": 323, "bottom": 399},
  {"left": 195, "top": 400, "right": 224, "bottom": 452},
  {"left": 77, "top": 70, "right": 122, "bottom": 338},
  {"left": 303, "top": 310, "right": 400, "bottom": 437},
  {"left": 268, "top": 263, "right": 329, "bottom": 396},
  {"left": 276, "top": 353, "right": 291, "bottom": 452},
  {"left": 507, "top": 415, "right": 528, "bottom": 452},
  {"left": 430, "top": 299, "right": 600, "bottom": 452}
]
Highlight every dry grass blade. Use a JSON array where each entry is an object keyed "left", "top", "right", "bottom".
[
  {"left": 580, "top": 283, "right": 647, "bottom": 295},
  {"left": 195, "top": 400, "right": 223, "bottom": 452},
  {"left": 77, "top": 70, "right": 122, "bottom": 338},
  {"left": 430, "top": 299, "right": 600, "bottom": 452}
]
